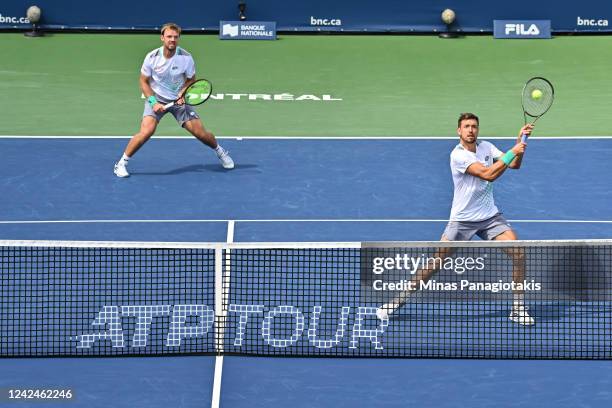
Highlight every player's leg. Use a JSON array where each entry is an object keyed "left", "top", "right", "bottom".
[
  {"left": 126, "top": 116, "right": 158, "bottom": 156},
  {"left": 479, "top": 216, "right": 520, "bottom": 274},
  {"left": 494, "top": 229, "right": 534, "bottom": 325},
  {"left": 114, "top": 116, "right": 158, "bottom": 178},
  {"left": 412, "top": 234, "right": 456, "bottom": 284},
  {"left": 494, "top": 229, "right": 526, "bottom": 287},
  {"left": 179, "top": 108, "right": 234, "bottom": 169},
  {"left": 183, "top": 117, "right": 217, "bottom": 148},
  {"left": 376, "top": 234, "right": 456, "bottom": 320}
]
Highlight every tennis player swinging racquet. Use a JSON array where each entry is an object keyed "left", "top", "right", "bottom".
[
  {"left": 521, "top": 77, "right": 554, "bottom": 142},
  {"left": 163, "top": 78, "right": 213, "bottom": 109}
]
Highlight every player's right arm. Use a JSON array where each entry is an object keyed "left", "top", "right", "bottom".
[
  {"left": 465, "top": 142, "right": 526, "bottom": 182},
  {"left": 140, "top": 74, "right": 164, "bottom": 113}
]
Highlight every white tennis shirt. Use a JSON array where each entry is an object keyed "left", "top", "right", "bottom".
[
  {"left": 449, "top": 141, "right": 504, "bottom": 222},
  {"left": 141, "top": 47, "right": 196, "bottom": 100}
]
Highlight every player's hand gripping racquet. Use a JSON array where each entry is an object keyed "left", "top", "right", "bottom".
[
  {"left": 521, "top": 77, "right": 554, "bottom": 143},
  {"left": 163, "top": 79, "right": 213, "bottom": 109}
]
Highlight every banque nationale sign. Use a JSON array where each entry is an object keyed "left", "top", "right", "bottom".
[{"left": 220, "top": 21, "right": 277, "bottom": 40}]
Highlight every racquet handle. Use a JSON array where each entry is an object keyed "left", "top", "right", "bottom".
[
  {"left": 521, "top": 134, "right": 529, "bottom": 143},
  {"left": 163, "top": 101, "right": 175, "bottom": 109}
]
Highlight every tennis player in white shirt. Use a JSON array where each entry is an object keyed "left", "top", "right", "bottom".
[
  {"left": 114, "top": 22, "right": 233, "bottom": 178},
  {"left": 377, "top": 113, "right": 535, "bottom": 325}
]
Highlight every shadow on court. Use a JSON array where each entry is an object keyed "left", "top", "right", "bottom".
[{"left": 131, "top": 163, "right": 260, "bottom": 175}]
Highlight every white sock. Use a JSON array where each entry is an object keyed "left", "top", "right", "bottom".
[
  {"left": 119, "top": 153, "right": 130, "bottom": 164},
  {"left": 215, "top": 145, "right": 225, "bottom": 155},
  {"left": 513, "top": 293, "right": 524, "bottom": 308}
]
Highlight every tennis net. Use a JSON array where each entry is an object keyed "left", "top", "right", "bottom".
[{"left": 1, "top": 240, "right": 611, "bottom": 359}]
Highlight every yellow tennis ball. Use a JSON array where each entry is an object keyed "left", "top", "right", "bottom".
[{"left": 531, "top": 89, "right": 543, "bottom": 100}]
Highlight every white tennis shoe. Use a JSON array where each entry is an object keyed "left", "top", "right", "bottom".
[
  {"left": 509, "top": 305, "right": 535, "bottom": 326},
  {"left": 376, "top": 303, "right": 398, "bottom": 320},
  {"left": 376, "top": 308, "right": 389, "bottom": 320},
  {"left": 113, "top": 161, "right": 130, "bottom": 178},
  {"left": 217, "top": 148, "right": 235, "bottom": 169}
]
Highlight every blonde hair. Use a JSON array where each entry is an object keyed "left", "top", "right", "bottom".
[{"left": 161, "top": 23, "right": 181, "bottom": 36}]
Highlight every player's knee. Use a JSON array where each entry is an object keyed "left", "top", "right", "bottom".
[
  {"left": 139, "top": 117, "right": 157, "bottom": 134},
  {"left": 140, "top": 125, "right": 156, "bottom": 138},
  {"left": 506, "top": 227, "right": 519, "bottom": 239}
]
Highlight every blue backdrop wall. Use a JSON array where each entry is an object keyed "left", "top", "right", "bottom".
[{"left": 1, "top": 0, "right": 610, "bottom": 32}]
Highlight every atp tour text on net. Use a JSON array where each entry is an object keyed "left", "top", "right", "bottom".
[
  {"left": 70, "top": 253, "right": 544, "bottom": 353},
  {"left": 370, "top": 253, "right": 542, "bottom": 293},
  {"left": 74, "top": 304, "right": 389, "bottom": 351}
]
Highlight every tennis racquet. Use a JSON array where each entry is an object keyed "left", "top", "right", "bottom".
[
  {"left": 521, "top": 77, "right": 554, "bottom": 143},
  {"left": 163, "top": 79, "right": 213, "bottom": 109}
]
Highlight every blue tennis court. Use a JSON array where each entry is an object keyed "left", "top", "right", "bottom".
[{"left": 1, "top": 137, "right": 612, "bottom": 407}]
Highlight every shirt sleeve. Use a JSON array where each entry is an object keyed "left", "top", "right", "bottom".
[
  {"left": 489, "top": 142, "right": 504, "bottom": 160},
  {"left": 185, "top": 56, "right": 196, "bottom": 79},
  {"left": 451, "top": 149, "right": 478, "bottom": 174},
  {"left": 140, "top": 54, "right": 152, "bottom": 77}
]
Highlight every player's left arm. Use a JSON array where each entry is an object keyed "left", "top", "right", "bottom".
[
  {"left": 507, "top": 124, "right": 533, "bottom": 169},
  {"left": 492, "top": 124, "right": 533, "bottom": 169}
]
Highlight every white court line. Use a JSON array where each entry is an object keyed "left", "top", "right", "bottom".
[
  {"left": 2, "top": 135, "right": 612, "bottom": 140},
  {"left": 226, "top": 221, "right": 235, "bottom": 243},
  {"left": 0, "top": 219, "right": 231, "bottom": 224},
  {"left": 1, "top": 219, "right": 612, "bottom": 224},
  {"left": 211, "top": 220, "right": 234, "bottom": 408}
]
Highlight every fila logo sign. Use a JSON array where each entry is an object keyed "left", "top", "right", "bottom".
[
  {"left": 494, "top": 20, "right": 551, "bottom": 39},
  {"left": 505, "top": 24, "right": 540, "bottom": 35}
]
